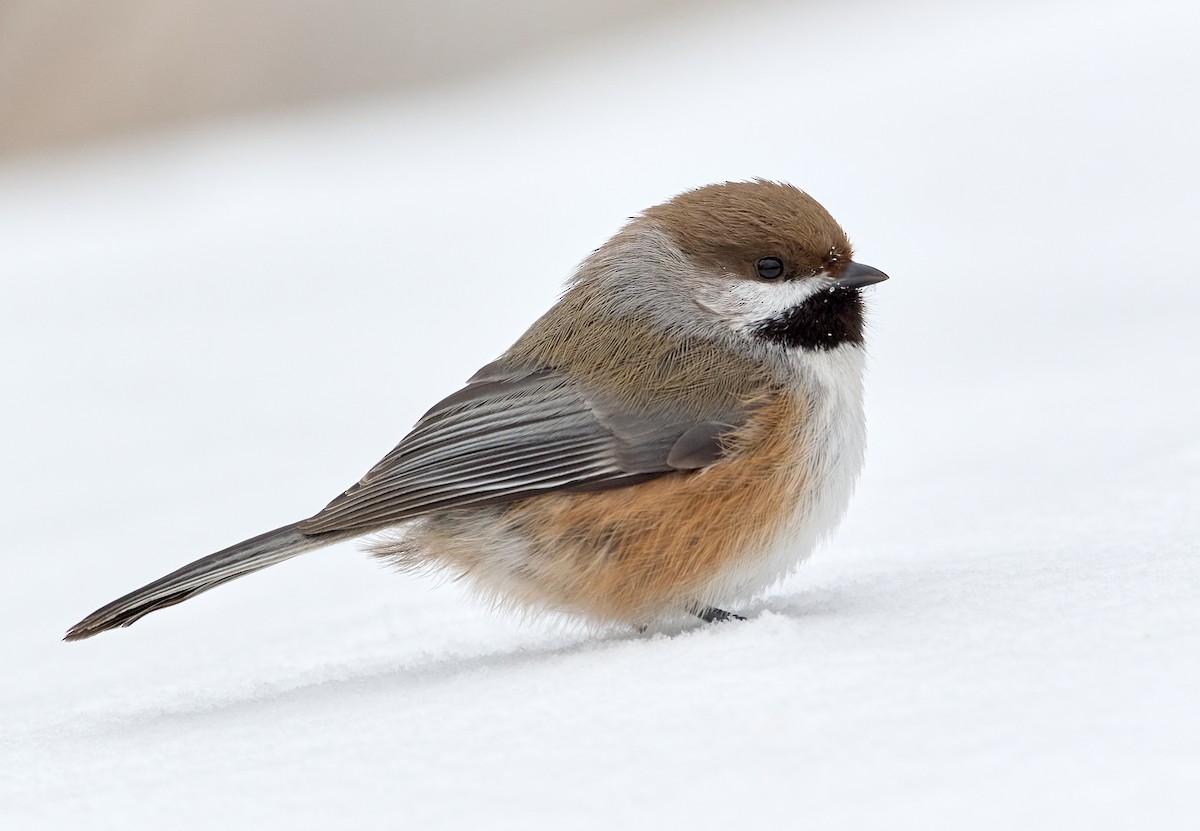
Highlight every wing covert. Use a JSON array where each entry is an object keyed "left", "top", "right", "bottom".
[{"left": 298, "top": 361, "right": 744, "bottom": 534}]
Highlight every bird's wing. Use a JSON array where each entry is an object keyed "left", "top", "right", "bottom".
[{"left": 297, "top": 360, "right": 746, "bottom": 534}]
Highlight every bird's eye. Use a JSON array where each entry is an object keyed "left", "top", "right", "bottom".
[{"left": 755, "top": 257, "right": 785, "bottom": 280}]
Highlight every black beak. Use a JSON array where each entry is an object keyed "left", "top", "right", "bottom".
[{"left": 832, "top": 261, "right": 889, "bottom": 289}]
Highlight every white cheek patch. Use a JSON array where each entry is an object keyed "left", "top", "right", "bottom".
[{"left": 693, "top": 274, "right": 828, "bottom": 333}]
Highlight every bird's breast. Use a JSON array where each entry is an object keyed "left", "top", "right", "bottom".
[{"left": 706, "top": 343, "right": 868, "bottom": 601}]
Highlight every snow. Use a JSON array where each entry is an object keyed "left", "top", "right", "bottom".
[{"left": 3, "top": 0, "right": 1199, "bottom": 827}]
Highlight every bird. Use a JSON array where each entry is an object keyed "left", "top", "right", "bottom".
[{"left": 65, "top": 180, "right": 887, "bottom": 641}]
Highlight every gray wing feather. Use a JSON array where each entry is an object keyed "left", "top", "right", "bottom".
[
  {"left": 298, "top": 362, "right": 744, "bottom": 534},
  {"left": 666, "top": 421, "right": 738, "bottom": 469}
]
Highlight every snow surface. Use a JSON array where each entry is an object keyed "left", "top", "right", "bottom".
[{"left": 3, "top": 0, "right": 1199, "bottom": 827}]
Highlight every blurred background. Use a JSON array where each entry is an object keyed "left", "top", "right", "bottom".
[
  {"left": 3, "top": 0, "right": 1198, "bottom": 829},
  {"left": 1, "top": 0, "right": 720, "bottom": 156}
]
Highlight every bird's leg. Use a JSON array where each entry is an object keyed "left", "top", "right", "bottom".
[{"left": 691, "top": 605, "right": 746, "bottom": 623}]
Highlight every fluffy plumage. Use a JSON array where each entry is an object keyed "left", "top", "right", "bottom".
[{"left": 65, "top": 180, "right": 885, "bottom": 641}]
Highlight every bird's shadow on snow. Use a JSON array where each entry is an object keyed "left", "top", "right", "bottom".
[{"left": 67, "top": 583, "right": 861, "bottom": 735}]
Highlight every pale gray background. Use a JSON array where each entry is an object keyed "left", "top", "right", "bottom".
[{"left": 2, "top": 0, "right": 1198, "bottom": 828}]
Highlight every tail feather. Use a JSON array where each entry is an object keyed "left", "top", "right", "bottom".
[{"left": 64, "top": 522, "right": 358, "bottom": 641}]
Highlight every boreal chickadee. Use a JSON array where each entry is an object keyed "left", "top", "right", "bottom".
[{"left": 66, "top": 180, "right": 887, "bottom": 640}]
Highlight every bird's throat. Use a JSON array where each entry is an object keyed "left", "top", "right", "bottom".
[{"left": 751, "top": 289, "right": 865, "bottom": 350}]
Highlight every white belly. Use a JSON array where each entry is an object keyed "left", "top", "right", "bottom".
[{"left": 706, "top": 344, "right": 868, "bottom": 604}]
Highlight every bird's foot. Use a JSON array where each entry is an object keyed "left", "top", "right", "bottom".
[{"left": 691, "top": 606, "right": 746, "bottom": 623}]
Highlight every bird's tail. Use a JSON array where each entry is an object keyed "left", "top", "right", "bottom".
[{"left": 64, "top": 522, "right": 358, "bottom": 641}]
